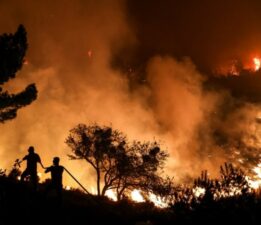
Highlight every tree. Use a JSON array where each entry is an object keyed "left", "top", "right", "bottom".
[
  {"left": 111, "top": 141, "right": 168, "bottom": 199},
  {"left": 66, "top": 124, "right": 127, "bottom": 196},
  {"left": 66, "top": 124, "right": 168, "bottom": 199},
  {"left": 0, "top": 25, "right": 37, "bottom": 123}
]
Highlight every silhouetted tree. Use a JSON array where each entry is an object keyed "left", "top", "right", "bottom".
[
  {"left": 112, "top": 141, "right": 168, "bottom": 199},
  {"left": 0, "top": 25, "right": 37, "bottom": 123},
  {"left": 8, "top": 159, "right": 22, "bottom": 181},
  {"left": 66, "top": 124, "right": 127, "bottom": 196},
  {"left": 219, "top": 162, "right": 250, "bottom": 196},
  {"left": 192, "top": 163, "right": 251, "bottom": 203},
  {"left": 66, "top": 124, "right": 168, "bottom": 198}
]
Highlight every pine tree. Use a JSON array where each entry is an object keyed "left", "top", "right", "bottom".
[{"left": 0, "top": 25, "right": 37, "bottom": 123}]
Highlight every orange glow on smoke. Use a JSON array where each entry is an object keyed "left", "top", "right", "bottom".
[{"left": 87, "top": 50, "right": 93, "bottom": 58}]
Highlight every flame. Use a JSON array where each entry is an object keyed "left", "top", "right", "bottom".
[
  {"left": 253, "top": 164, "right": 261, "bottom": 178},
  {"left": 253, "top": 57, "right": 261, "bottom": 71},
  {"left": 193, "top": 186, "right": 206, "bottom": 198},
  {"left": 131, "top": 190, "right": 145, "bottom": 202},
  {"left": 247, "top": 163, "right": 261, "bottom": 189},
  {"left": 148, "top": 193, "right": 169, "bottom": 208},
  {"left": 215, "top": 56, "right": 261, "bottom": 75},
  {"left": 65, "top": 185, "right": 71, "bottom": 190},
  {"left": 105, "top": 190, "right": 117, "bottom": 201}
]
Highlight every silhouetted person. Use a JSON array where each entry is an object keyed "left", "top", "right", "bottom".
[
  {"left": 20, "top": 146, "right": 44, "bottom": 190},
  {"left": 45, "top": 157, "right": 64, "bottom": 203}
]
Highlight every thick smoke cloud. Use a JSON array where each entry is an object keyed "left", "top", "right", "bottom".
[
  {"left": 0, "top": 0, "right": 261, "bottom": 188},
  {"left": 145, "top": 56, "right": 226, "bottom": 180}
]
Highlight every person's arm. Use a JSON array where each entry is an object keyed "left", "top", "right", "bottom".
[
  {"left": 18, "top": 155, "right": 27, "bottom": 165},
  {"left": 37, "top": 155, "right": 46, "bottom": 169},
  {"left": 45, "top": 166, "right": 51, "bottom": 173},
  {"left": 39, "top": 160, "right": 45, "bottom": 169}
]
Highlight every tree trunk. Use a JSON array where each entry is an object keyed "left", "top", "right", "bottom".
[
  {"left": 117, "top": 186, "right": 126, "bottom": 200},
  {"left": 101, "top": 185, "right": 107, "bottom": 196},
  {"left": 97, "top": 168, "right": 101, "bottom": 196}
]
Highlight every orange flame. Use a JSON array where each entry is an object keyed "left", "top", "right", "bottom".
[
  {"left": 105, "top": 190, "right": 117, "bottom": 201},
  {"left": 253, "top": 57, "right": 261, "bottom": 71},
  {"left": 131, "top": 189, "right": 145, "bottom": 202}
]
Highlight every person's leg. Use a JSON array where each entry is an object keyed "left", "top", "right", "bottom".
[
  {"left": 30, "top": 171, "right": 38, "bottom": 191},
  {"left": 56, "top": 185, "right": 63, "bottom": 206},
  {"left": 44, "top": 182, "right": 53, "bottom": 197}
]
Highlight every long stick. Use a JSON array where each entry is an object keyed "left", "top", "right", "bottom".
[{"left": 64, "top": 167, "right": 90, "bottom": 194}]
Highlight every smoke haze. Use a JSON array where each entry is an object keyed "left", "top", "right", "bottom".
[{"left": 0, "top": 0, "right": 261, "bottom": 188}]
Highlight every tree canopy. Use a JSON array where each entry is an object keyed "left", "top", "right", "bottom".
[
  {"left": 0, "top": 25, "right": 37, "bottom": 123},
  {"left": 66, "top": 124, "right": 168, "bottom": 199}
]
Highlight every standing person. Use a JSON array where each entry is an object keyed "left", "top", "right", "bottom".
[
  {"left": 20, "top": 146, "right": 44, "bottom": 190},
  {"left": 45, "top": 157, "right": 64, "bottom": 203}
]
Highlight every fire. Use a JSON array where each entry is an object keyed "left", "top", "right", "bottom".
[
  {"left": 193, "top": 187, "right": 206, "bottom": 198},
  {"left": 253, "top": 57, "right": 261, "bottom": 71},
  {"left": 105, "top": 190, "right": 117, "bottom": 201},
  {"left": 131, "top": 190, "right": 145, "bottom": 202},
  {"left": 65, "top": 185, "right": 71, "bottom": 191},
  {"left": 253, "top": 164, "right": 261, "bottom": 178},
  {"left": 247, "top": 163, "right": 261, "bottom": 189},
  {"left": 148, "top": 193, "right": 169, "bottom": 208},
  {"left": 103, "top": 189, "right": 169, "bottom": 207},
  {"left": 215, "top": 56, "right": 261, "bottom": 75}
]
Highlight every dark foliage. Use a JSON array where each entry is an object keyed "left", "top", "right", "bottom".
[
  {"left": 0, "top": 172, "right": 261, "bottom": 225},
  {"left": 66, "top": 124, "right": 168, "bottom": 199},
  {"left": 1, "top": 161, "right": 261, "bottom": 225},
  {"left": 0, "top": 25, "right": 37, "bottom": 123}
]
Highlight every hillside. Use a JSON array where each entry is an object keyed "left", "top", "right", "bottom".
[{"left": 1, "top": 175, "right": 261, "bottom": 225}]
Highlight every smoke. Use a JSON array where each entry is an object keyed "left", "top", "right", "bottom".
[
  {"left": 0, "top": 0, "right": 143, "bottom": 187},
  {"left": 0, "top": 0, "right": 261, "bottom": 188},
  {"left": 145, "top": 56, "right": 227, "bottom": 180}
]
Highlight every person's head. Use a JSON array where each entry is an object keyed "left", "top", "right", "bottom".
[
  {"left": 53, "top": 157, "right": 60, "bottom": 166},
  {"left": 28, "top": 146, "right": 34, "bottom": 154}
]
